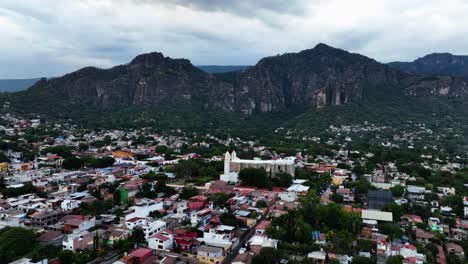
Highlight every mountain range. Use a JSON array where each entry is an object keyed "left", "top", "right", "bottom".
[
  {"left": 3, "top": 44, "right": 468, "bottom": 136},
  {"left": 0, "top": 66, "right": 247, "bottom": 93},
  {"left": 388, "top": 53, "right": 468, "bottom": 79},
  {"left": 6, "top": 44, "right": 468, "bottom": 116}
]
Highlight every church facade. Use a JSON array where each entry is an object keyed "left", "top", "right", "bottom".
[{"left": 223, "top": 151, "right": 295, "bottom": 177}]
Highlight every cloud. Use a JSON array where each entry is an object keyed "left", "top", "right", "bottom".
[
  {"left": 133, "top": 0, "right": 310, "bottom": 16},
  {"left": 2, "top": 0, "right": 468, "bottom": 78}
]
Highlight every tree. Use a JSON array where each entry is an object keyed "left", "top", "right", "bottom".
[
  {"left": 1, "top": 182, "right": 37, "bottom": 198},
  {"left": 179, "top": 186, "right": 199, "bottom": 200},
  {"left": 252, "top": 247, "right": 280, "bottom": 264},
  {"left": 113, "top": 189, "right": 121, "bottom": 205},
  {"left": 273, "top": 172, "right": 293, "bottom": 187},
  {"left": 385, "top": 255, "right": 403, "bottom": 264},
  {"left": 379, "top": 223, "right": 403, "bottom": 240},
  {"left": 130, "top": 228, "right": 146, "bottom": 244},
  {"left": 62, "top": 156, "right": 83, "bottom": 170},
  {"left": 256, "top": 200, "right": 268, "bottom": 208},
  {"left": 390, "top": 185, "right": 405, "bottom": 197},
  {"left": 29, "top": 244, "right": 60, "bottom": 262},
  {"left": 383, "top": 203, "right": 404, "bottom": 221},
  {"left": 78, "top": 143, "right": 89, "bottom": 151},
  {"left": 239, "top": 168, "right": 269, "bottom": 188},
  {"left": 352, "top": 165, "right": 366, "bottom": 176},
  {"left": 220, "top": 212, "right": 244, "bottom": 227},
  {"left": 337, "top": 163, "right": 351, "bottom": 170},
  {"left": 352, "top": 256, "right": 373, "bottom": 264},
  {"left": 149, "top": 210, "right": 166, "bottom": 219},
  {"left": 0, "top": 151, "right": 9, "bottom": 162},
  {"left": 174, "top": 159, "right": 200, "bottom": 180},
  {"left": 88, "top": 156, "right": 115, "bottom": 168},
  {"left": 42, "top": 146, "right": 73, "bottom": 158},
  {"left": 442, "top": 195, "right": 464, "bottom": 216},
  {"left": 0, "top": 227, "right": 37, "bottom": 263},
  {"left": 58, "top": 250, "right": 74, "bottom": 264},
  {"left": 330, "top": 193, "right": 344, "bottom": 203},
  {"left": 208, "top": 192, "right": 229, "bottom": 208}
]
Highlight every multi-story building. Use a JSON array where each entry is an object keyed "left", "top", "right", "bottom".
[{"left": 197, "top": 245, "right": 225, "bottom": 264}]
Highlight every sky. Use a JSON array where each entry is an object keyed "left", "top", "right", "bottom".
[{"left": 2, "top": 0, "right": 468, "bottom": 78}]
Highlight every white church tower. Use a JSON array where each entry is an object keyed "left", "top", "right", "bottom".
[
  {"left": 231, "top": 150, "right": 238, "bottom": 160},
  {"left": 224, "top": 151, "right": 231, "bottom": 174}
]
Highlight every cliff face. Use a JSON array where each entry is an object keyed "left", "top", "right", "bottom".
[
  {"left": 26, "top": 52, "right": 235, "bottom": 109},
  {"left": 233, "top": 44, "right": 401, "bottom": 114},
  {"left": 19, "top": 44, "right": 468, "bottom": 115},
  {"left": 389, "top": 53, "right": 468, "bottom": 79}
]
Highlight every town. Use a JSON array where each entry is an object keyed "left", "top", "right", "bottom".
[{"left": 0, "top": 113, "right": 467, "bottom": 264}]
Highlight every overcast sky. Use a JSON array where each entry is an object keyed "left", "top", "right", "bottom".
[{"left": 2, "top": 0, "right": 468, "bottom": 78}]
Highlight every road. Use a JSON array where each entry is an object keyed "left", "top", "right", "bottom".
[{"left": 222, "top": 216, "right": 264, "bottom": 264}]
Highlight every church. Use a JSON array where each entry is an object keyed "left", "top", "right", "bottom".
[{"left": 223, "top": 151, "right": 295, "bottom": 178}]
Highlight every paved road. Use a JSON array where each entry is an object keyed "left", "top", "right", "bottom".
[{"left": 222, "top": 217, "right": 264, "bottom": 264}]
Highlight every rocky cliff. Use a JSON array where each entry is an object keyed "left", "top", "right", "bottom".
[{"left": 16, "top": 44, "right": 468, "bottom": 115}]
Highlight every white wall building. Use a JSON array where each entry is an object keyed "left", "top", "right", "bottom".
[
  {"left": 148, "top": 229, "right": 173, "bottom": 251},
  {"left": 61, "top": 199, "right": 82, "bottom": 211},
  {"left": 125, "top": 218, "right": 166, "bottom": 241},
  {"left": 125, "top": 201, "right": 164, "bottom": 221}
]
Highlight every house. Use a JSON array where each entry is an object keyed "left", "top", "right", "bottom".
[
  {"left": 108, "top": 228, "right": 130, "bottom": 244},
  {"left": 255, "top": 220, "right": 271, "bottom": 236},
  {"left": 62, "top": 231, "right": 93, "bottom": 252},
  {"left": 446, "top": 242, "right": 464, "bottom": 258},
  {"left": 306, "top": 250, "right": 326, "bottom": 264},
  {"left": 190, "top": 208, "right": 211, "bottom": 227},
  {"left": 197, "top": 245, "right": 225, "bottom": 264},
  {"left": 61, "top": 199, "right": 81, "bottom": 211},
  {"left": 247, "top": 235, "right": 278, "bottom": 255},
  {"left": 28, "top": 209, "right": 62, "bottom": 227},
  {"left": 202, "top": 224, "right": 235, "bottom": 249},
  {"left": 415, "top": 228, "right": 434, "bottom": 244},
  {"left": 187, "top": 195, "right": 209, "bottom": 211},
  {"left": 332, "top": 169, "right": 349, "bottom": 185},
  {"left": 437, "top": 187, "right": 455, "bottom": 197},
  {"left": 407, "top": 185, "right": 426, "bottom": 201},
  {"left": 61, "top": 215, "right": 96, "bottom": 234},
  {"left": 361, "top": 209, "right": 393, "bottom": 222},
  {"left": 125, "top": 217, "right": 166, "bottom": 241},
  {"left": 336, "top": 188, "right": 355, "bottom": 203},
  {"left": 209, "top": 180, "right": 235, "bottom": 195},
  {"left": 148, "top": 229, "right": 173, "bottom": 251},
  {"left": 37, "top": 230, "right": 64, "bottom": 246},
  {"left": 174, "top": 229, "right": 199, "bottom": 253},
  {"left": 0, "top": 209, "right": 25, "bottom": 228},
  {"left": 122, "top": 248, "right": 156, "bottom": 264},
  {"left": 124, "top": 201, "right": 163, "bottom": 220},
  {"left": 232, "top": 252, "right": 253, "bottom": 264}
]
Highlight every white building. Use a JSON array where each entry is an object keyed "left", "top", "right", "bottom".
[
  {"left": 219, "top": 172, "right": 239, "bottom": 184},
  {"left": 125, "top": 217, "right": 166, "bottom": 241},
  {"left": 62, "top": 231, "right": 93, "bottom": 252},
  {"left": 223, "top": 151, "right": 295, "bottom": 177},
  {"left": 61, "top": 199, "right": 81, "bottom": 211},
  {"left": 202, "top": 225, "right": 235, "bottom": 249},
  {"left": 148, "top": 229, "right": 173, "bottom": 251},
  {"left": 125, "top": 201, "right": 164, "bottom": 220}
]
